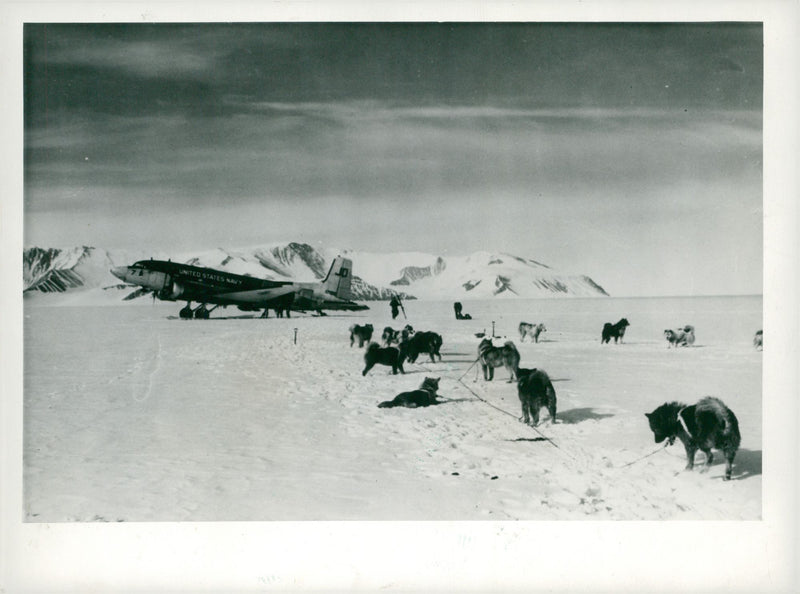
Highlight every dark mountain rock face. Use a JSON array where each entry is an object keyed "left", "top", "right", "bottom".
[
  {"left": 22, "top": 244, "right": 608, "bottom": 301},
  {"left": 351, "top": 277, "right": 414, "bottom": 301},
  {"left": 24, "top": 246, "right": 94, "bottom": 292},
  {"left": 390, "top": 257, "right": 446, "bottom": 286}
]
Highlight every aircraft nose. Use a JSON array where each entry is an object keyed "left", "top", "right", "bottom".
[{"left": 110, "top": 266, "right": 128, "bottom": 281}]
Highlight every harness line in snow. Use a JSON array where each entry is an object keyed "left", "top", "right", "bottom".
[
  {"left": 413, "top": 357, "right": 671, "bottom": 470},
  {"left": 617, "top": 441, "right": 670, "bottom": 468},
  {"left": 456, "top": 377, "right": 577, "bottom": 459},
  {"left": 413, "top": 357, "right": 575, "bottom": 460}
]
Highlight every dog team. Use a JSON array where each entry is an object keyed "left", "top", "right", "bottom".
[
  {"left": 350, "top": 323, "right": 443, "bottom": 377},
  {"left": 348, "top": 311, "right": 759, "bottom": 480}
]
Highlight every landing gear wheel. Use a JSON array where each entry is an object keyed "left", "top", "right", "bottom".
[
  {"left": 194, "top": 307, "right": 210, "bottom": 319},
  {"left": 179, "top": 305, "right": 193, "bottom": 319}
]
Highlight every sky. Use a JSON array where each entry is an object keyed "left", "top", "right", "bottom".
[{"left": 22, "top": 22, "right": 763, "bottom": 297}]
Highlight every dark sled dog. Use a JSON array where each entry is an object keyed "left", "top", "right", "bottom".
[
  {"left": 601, "top": 318, "right": 630, "bottom": 344},
  {"left": 664, "top": 325, "right": 695, "bottom": 348},
  {"left": 362, "top": 342, "right": 405, "bottom": 376},
  {"left": 477, "top": 338, "right": 520, "bottom": 382},
  {"left": 378, "top": 377, "right": 440, "bottom": 408},
  {"left": 516, "top": 368, "right": 557, "bottom": 426},
  {"left": 519, "top": 322, "right": 546, "bottom": 343},
  {"left": 349, "top": 323, "right": 374, "bottom": 348},
  {"left": 404, "top": 331, "right": 443, "bottom": 364},
  {"left": 645, "top": 396, "right": 741, "bottom": 480}
]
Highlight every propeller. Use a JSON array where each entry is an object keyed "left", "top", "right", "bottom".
[{"left": 123, "top": 287, "right": 153, "bottom": 301}]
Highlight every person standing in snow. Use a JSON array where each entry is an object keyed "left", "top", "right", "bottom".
[{"left": 390, "top": 295, "right": 401, "bottom": 320}]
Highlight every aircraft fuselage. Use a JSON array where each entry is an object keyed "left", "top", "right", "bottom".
[{"left": 110, "top": 257, "right": 368, "bottom": 314}]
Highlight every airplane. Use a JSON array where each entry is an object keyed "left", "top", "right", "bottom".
[{"left": 110, "top": 255, "right": 368, "bottom": 319}]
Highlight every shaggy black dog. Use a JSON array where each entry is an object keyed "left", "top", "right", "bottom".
[
  {"left": 645, "top": 396, "right": 741, "bottom": 480},
  {"left": 378, "top": 377, "right": 440, "bottom": 408},
  {"left": 349, "top": 323, "right": 374, "bottom": 348},
  {"left": 601, "top": 318, "right": 630, "bottom": 344},
  {"left": 477, "top": 338, "right": 520, "bottom": 382},
  {"left": 516, "top": 368, "right": 557, "bottom": 426},
  {"left": 403, "top": 331, "right": 443, "bottom": 364},
  {"left": 362, "top": 342, "right": 405, "bottom": 376}
]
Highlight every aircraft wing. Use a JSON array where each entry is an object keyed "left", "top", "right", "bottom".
[
  {"left": 204, "top": 285, "right": 368, "bottom": 312},
  {"left": 112, "top": 256, "right": 369, "bottom": 315},
  {"left": 296, "top": 299, "right": 369, "bottom": 312}
]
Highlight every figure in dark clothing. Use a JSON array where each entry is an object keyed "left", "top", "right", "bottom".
[
  {"left": 453, "top": 301, "right": 471, "bottom": 320},
  {"left": 390, "top": 295, "right": 401, "bottom": 320},
  {"left": 277, "top": 294, "right": 293, "bottom": 318}
]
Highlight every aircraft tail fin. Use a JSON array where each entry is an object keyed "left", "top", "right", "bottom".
[{"left": 322, "top": 256, "right": 354, "bottom": 300}]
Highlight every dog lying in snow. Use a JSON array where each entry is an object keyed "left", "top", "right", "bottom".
[{"left": 378, "top": 377, "right": 440, "bottom": 408}]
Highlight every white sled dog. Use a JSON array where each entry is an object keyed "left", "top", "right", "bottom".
[
  {"left": 518, "top": 322, "right": 546, "bottom": 343},
  {"left": 664, "top": 325, "right": 695, "bottom": 347}
]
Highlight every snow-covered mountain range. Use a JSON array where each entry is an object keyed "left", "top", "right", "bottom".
[{"left": 23, "top": 243, "right": 608, "bottom": 302}]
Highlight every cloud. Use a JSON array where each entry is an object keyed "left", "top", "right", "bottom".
[
  {"left": 24, "top": 101, "right": 761, "bottom": 223},
  {"left": 240, "top": 101, "right": 756, "bottom": 123},
  {"left": 31, "top": 25, "right": 312, "bottom": 82},
  {"left": 44, "top": 38, "right": 220, "bottom": 80}
]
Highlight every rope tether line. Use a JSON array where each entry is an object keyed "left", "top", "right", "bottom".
[
  {"left": 415, "top": 358, "right": 576, "bottom": 460},
  {"left": 456, "top": 375, "right": 578, "bottom": 460},
  {"left": 455, "top": 356, "right": 481, "bottom": 382},
  {"left": 412, "top": 356, "right": 671, "bottom": 470},
  {"left": 617, "top": 441, "right": 670, "bottom": 468}
]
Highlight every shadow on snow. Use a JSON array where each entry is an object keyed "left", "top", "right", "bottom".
[
  {"left": 556, "top": 407, "right": 615, "bottom": 424},
  {"left": 731, "top": 448, "right": 762, "bottom": 480}
]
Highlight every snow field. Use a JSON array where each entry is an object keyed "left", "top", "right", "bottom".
[{"left": 23, "top": 296, "right": 762, "bottom": 521}]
